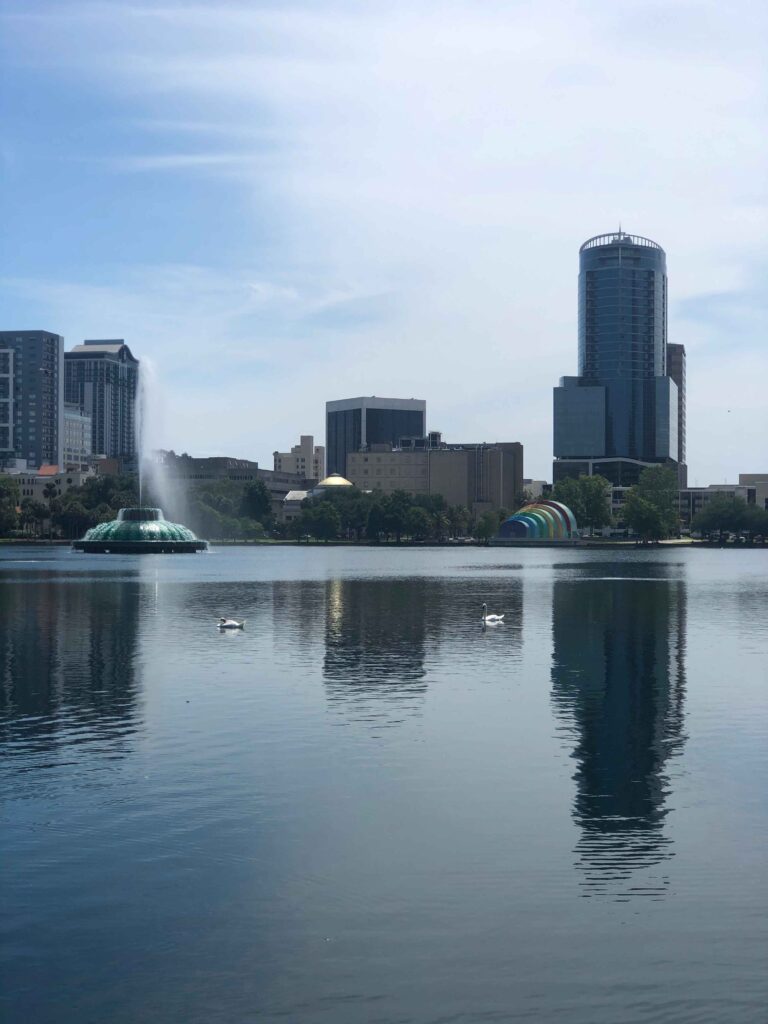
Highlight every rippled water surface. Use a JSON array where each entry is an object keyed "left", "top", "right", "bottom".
[{"left": 1, "top": 545, "right": 767, "bottom": 1023}]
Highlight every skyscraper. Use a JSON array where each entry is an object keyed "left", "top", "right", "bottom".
[
  {"left": 0, "top": 330, "right": 64, "bottom": 470},
  {"left": 553, "top": 231, "right": 679, "bottom": 486},
  {"left": 64, "top": 340, "right": 139, "bottom": 461},
  {"left": 326, "top": 396, "right": 426, "bottom": 476},
  {"left": 666, "top": 342, "right": 687, "bottom": 486}
]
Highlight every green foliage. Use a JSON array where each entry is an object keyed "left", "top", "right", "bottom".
[
  {"left": 692, "top": 496, "right": 768, "bottom": 542},
  {"left": 405, "top": 506, "right": 432, "bottom": 540},
  {"left": 448, "top": 505, "right": 470, "bottom": 538},
  {"left": 551, "top": 477, "right": 586, "bottom": 525},
  {"left": 19, "top": 499, "right": 49, "bottom": 537},
  {"left": 56, "top": 501, "right": 92, "bottom": 539},
  {"left": 622, "top": 466, "right": 679, "bottom": 541},
  {"left": 0, "top": 476, "right": 20, "bottom": 535},
  {"left": 552, "top": 474, "right": 611, "bottom": 533},
  {"left": 366, "top": 501, "right": 386, "bottom": 542},
  {"left": 383, "top": 490, "right": 411, "bottom": 542},
  {"left": 635, "top": 465, "right": 678, "bottom": 535},
  {"left": 50, "top": 474, "right": 140, "bottom": 537},
  {"left": 310, "top": 502, "right": 341, "bottom": 542},
  {"left": 579, "top": 475, "right": 612, "bottom": 533},
  {"left": 297, "top": 483, "right": 497, "bottom": 543},
  {"left": 73, "top": 474, "right": 139, "bottom": 512},
  {"left": 623, "top": 491, "right": 666, "bottom": 542},
  {"left": 239, "top": 479, "right": 272, "bottom": 523},
  {"left": 474, "top": 510, "right": 498, "bottom": 544}
]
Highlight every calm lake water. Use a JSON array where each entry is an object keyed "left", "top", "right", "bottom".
[{"left": 1, "top": 544, "right": 767, "bottom": 1023}]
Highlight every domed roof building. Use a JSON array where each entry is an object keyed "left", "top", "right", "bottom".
[
  {"left": 308, "top": 473, "right": 355, "bottom": 498},
  {"left": 73, "top": 508, "right": 207, "bottom": 553},
  {"left": 498, "top": 501, "right": 577, "bottom": 541},
  {"left": 315, "top": 473, "right": 354, "bottom": 489}
]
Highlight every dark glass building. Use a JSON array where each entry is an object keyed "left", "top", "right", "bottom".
[
  {"left": 553, "top": 232, "right": 679, "bottom": 486},
  {"left": 0, "top": 330, "right": 64, "bottom": 469},
  {"left": 326, "top": 396, "right": 426, "bottom": 476},
  {"left": 64, "top": 340, "right": 139, "bottom": 461}
]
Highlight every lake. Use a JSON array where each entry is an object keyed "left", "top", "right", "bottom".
[{"left": 1, "top": 544, "right": 766, "bottom": 1023}]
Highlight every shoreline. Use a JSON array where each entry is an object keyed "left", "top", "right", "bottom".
[{"left": 1, "top": 537, "right": 764, "bottom": 550}]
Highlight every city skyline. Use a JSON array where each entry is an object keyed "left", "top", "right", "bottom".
[{"left": 1, "top": 2, "right": 765, "bottom": 483}]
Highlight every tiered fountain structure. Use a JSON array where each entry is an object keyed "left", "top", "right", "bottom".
[
  {"left": 73, "top": 360, "right": 207, "bottom": 553},
  {"left": 73, "top": 507, "right": 207, "bottom": 554}
]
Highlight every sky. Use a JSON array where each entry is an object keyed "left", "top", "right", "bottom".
[{"left": 0, "top": 0, "right": 765, "bottom": 483}]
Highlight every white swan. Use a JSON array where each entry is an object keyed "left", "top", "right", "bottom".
[
  {"left": 482, "top": 603, "right": 504, "bottom": 623},
  {"left": 218, "top": 617, "right": 245, "bottom": 629}
]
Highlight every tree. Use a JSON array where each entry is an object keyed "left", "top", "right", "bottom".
[
  {"left": 0, "top": 477, "right": 20, "bottom": 536},
  {"left": 240, "top": 479, "right": 272, "bottom": 524},
  {"left": 405, "top": 506, "right": 432, "bottom": 540},
  {"left": 56, "top": 501, "right": 92, "bottom": 540},
  {"left": 309, "top": 502, "right": 340, "bottom": 542},
  {"left": 623, "top": 491, "right": 665, "bottom": 542},
  {"left": 448, "top": 505, "right": 469, "bottom": 538},
  {"left": 692, "top": 495, "right": 749, "bottom": 543},
  {"left": 474, "top": 510, "right": 498, "bottom": 545},
  {"left": 19, "top": 499, "right": 40, "bottom": 538},
  {"left": 579, "top": 474, "right": 612, "bottom": 535},
  {"left": 634, "top": 465, "right": 678, "bottom": 537},
  {"left": 366, "top": 502, "right": 386, "bottom": 542},
  {"left": 432, "top": 510, "right": 450, "bottom": 541},
  {"left": 552, "top": 477, "right": 586, "bottom": 526},
  {"left": 743, "top": 504, "right": 768, "bottom": 541},
  {"left": 383, "top": 490, "right": 411, "bottom": 542}
]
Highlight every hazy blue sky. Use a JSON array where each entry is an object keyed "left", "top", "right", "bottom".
[{"left": 1, "top": 0, "right": 765, "bottom": 481}]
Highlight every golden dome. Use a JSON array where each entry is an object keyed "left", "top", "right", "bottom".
[{"left": 316, "top": 473, "right": 354, "bottom": 487}]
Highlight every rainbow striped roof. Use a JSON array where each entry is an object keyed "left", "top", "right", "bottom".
[{"left": 498, "top": 500, "right": 577, "bottom": 540}]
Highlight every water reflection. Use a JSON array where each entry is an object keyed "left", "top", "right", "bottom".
[
  {"left": 0, "top": 576, "right": 141, "bottom": 764},
  {"left": 321, "top": 577, "right": 524, "bottom": 726},
  {"left": 323, "top": 578, "right": 429, "bottom": 724},
  {"left": 551, "top": 578, "right": 687, "bottom": 899}
]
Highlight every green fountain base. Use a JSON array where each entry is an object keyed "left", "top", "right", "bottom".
[{"left": 72, "top": 507, "right": 208, "bottom": 554}]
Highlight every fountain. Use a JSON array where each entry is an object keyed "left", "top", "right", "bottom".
[
  {"left": 72, "top": 359, "right": 207, "bottom": 553},
  {"left": 73, "top": 507, "right": 207, "bottom": 553}
]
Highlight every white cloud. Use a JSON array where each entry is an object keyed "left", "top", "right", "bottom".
[{"left": 2, "top": 0, "right": 766, "bottom": 479}]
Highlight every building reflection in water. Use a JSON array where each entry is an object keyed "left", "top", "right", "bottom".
[
  {"left": 323, "top": 578, "right": 431, "bottom": 726},
  {"left": 0, "top": 575, "right": 141, "bottom": 762},
  {"left": 551, "top": 577, "right": 687, "bottom": 898}
]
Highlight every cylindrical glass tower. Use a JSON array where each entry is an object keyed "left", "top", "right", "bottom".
[
  {"left": 577, "top": 231, "right": 667, "bottom": 460},
  {"left": 579, "top": 231, "right": 667, "bottom": 379}
]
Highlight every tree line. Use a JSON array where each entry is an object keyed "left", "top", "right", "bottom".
[
  {"left": 2, "top": 467, "right": 765, "bottom": 544},
  {"left": 0, "top": 474, "right": 139, "bottom": 539},
  {"left": 286, "top": 487, "right": 512, "bottom": 543}
]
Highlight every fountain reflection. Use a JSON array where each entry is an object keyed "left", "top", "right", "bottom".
[
  {"left": 551, "top": 577, "right": 687, "bottom": 899},
  {"left": 0, "top": 576, "right": 141, "bottom": 764}
]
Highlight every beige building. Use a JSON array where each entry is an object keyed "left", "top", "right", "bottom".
[
  {"left": 5, "top": 465, "right": 94, "bottom": 503},
  {"left": 347, "top": 442, "right": 524, "bottom": 512},
  {"left": 273, "top": 435, "right": 325, "bottom": 481},
  {"left": 739, "top": 473, "right": 768, "bottom": 510}
]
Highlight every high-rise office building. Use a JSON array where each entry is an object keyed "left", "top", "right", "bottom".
[
  {"left": 0, "top": 330, "right": 64, "bottom": 469},
  {"left": 553, "top": 231, "right": 679, "bottom": 486},
  {"left": 63, "top": 403, "right": 93, "bottom": 469},
  {"left": 64, "top": 340, "right": 139, "bottom": 460},
  {"left": 326, "top": 396, "right": 426, "bottom": 476},
  {"left": 666, "top": 342, "right": 686, "bottom": 486}
]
